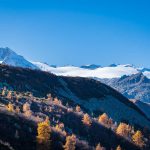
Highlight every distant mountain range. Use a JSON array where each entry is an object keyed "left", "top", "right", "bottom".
[
  {"left": 0, "top": 47, "right": 149, "bottom": 103},
  {"left": 99, "top": 73, "right": 150, "bottom": 103},
  {"left": 32, "top": 62, "right": 150, "bottom": 79}
]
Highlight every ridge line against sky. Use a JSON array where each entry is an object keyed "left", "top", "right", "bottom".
[{"left": 0, "top": 0, "right": 149, "bottom": 67}]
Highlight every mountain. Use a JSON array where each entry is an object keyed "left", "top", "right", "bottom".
[
  {"left": 33, "top": 62, "right": 150, "bottom": 79},
  {"left": 33, "top": 63, "right": 140, "bottom": 78},
  {"left": 100, "top": 73, "right": 150, "bottom": 103},
  {"left": 33, "top": 62, "right": 150, "bottom": 103},
  {"left": 109, "top": 64, "right": 117, "bottom": 67},
  {"left": 0, "top": 64, "right": 149, "bottom": 129},
  {"left": 0, "top": 64, "right": 150, "bottom": 150},
  {"left": 80, "top": 64, "right": 101, "bottom": 69},
  {"left": 0, "top": 47, "right": 149, "bottom": 79},
  {"left": 0, "top": 47, "right": 38, "bottom": 69},
  {"left": 0, "top": 47, "right": 149, "bottom": 103},
  {"left": 0, "top": 51, "right": 150, "bottom": 149}
]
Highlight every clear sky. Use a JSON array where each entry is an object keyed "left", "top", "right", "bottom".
[{"left": 0, "top": 0, "right": 150, "bottom": 67}]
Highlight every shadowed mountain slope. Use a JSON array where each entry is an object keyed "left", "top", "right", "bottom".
[{"left": 0, "top": 64, "right": 149, "bottom": 130}]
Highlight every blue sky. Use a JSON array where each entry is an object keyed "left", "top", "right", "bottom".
[{"left": 0, "top": 0, "right": 150, "bottom": 67}]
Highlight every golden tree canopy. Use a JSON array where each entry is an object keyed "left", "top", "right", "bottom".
[
  {"left": 7, "top": 103, "right": 14, "bottom": 112},
  {"left": 37, "top": 120, "right": 51, "bottom": 144},
  {"left": 64, "top": 135, "right": 76, "bottom": 150},
  {"left": 132, "top": 130, "right": 145, "bottom": 148},
  {"left": 116, "top": 123, "right": 131, "bottom": 139},
  {"left": 82, "top": 113, "right": 92, "bottom": 126},
  {"left": 98, "top": 113, "right": 109, "bottom": 125}
]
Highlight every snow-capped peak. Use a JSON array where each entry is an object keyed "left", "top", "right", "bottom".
[{"left": 0, "top": 47, "right": 38, "bottom": 69}]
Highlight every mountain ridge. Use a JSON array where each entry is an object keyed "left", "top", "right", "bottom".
[
  {"left": 0, "top": 47, "right": 149, "bottom": 79},
  {"left": 0, "top": 64, "right": 149, "bottom": 129},
  {"left": 0, "top": 47, "right": 38, "bottom": 69},
  {"left": 100, "top": 73, "right": 150, "bottom": 103},
  {"left": 0, "top": 47, "right": 149, "bottom": 103},
  {"left": 0, "top": 48, "right": 150, "bottom": 149}
]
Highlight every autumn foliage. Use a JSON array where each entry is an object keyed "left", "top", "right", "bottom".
[
  {"left": 116, "top": 123, "right": 131, "bottom": 139},
  {"left": 37, "top": 117, "right": 51, "bottom": 150},
  {"left": 64, "top": 135, "right": 76, "bottom": 150},
  {"left": 7, "top": 102, "right": 15, "bottom": 112},
  {"left": 132, "top": 130, "right": 145, "bottom": 148},
  {"left": 82, "top": 113, "right": 92, "bottom": 126}
]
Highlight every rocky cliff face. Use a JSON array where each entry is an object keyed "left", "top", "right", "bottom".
[{"left": 100, "top": 73, "right": 150, "bottom": 103}]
